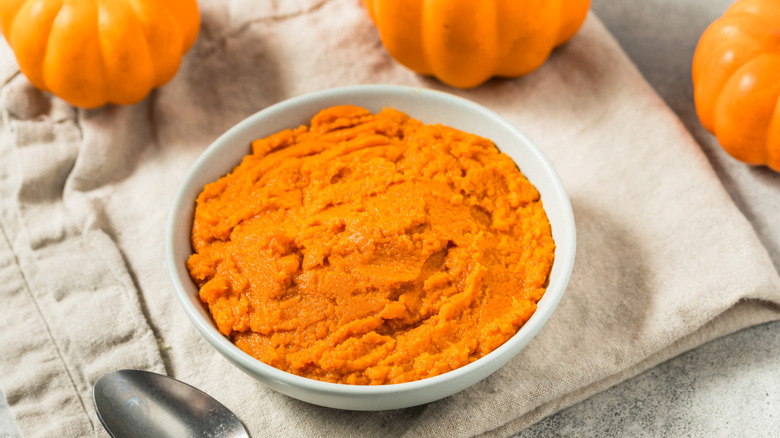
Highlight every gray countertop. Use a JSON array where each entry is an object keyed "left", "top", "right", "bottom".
[{"left": 2, "top": 1, "right": 779, "bottom": 436}]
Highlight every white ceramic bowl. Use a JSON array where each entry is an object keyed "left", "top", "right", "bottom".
[{"left": 165, "top": 85, "right": 576, "bottom": 411}]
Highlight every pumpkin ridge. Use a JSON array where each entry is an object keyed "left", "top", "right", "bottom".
[
  {"left": 710, "top": 36, "right": 759, "bottom": 98},
  {"left": 555, "top": 0, "right": 589, "bottom": 46},
  {"left": 714, "top": 54, "right": 780, "bottom": 165},
  {"left": 152, "top": 1, "right": 185, "bottom": 88},
  {"left": 93, "top": 0, "right": 111, "bottom": 105},
  {"left": 0, "top": 0, "right": 26, "bottom": 45},
  {"left": 159, "top": 1, "right": 184, "bottom": 53},
  {"left": 119, "top": 0, "right": 159, "bottom": 88},
  {"left": 411, "top": 0, "right": 432, "bottom": 75},
  {"left": 37, "top": 0, "right": 66, "bottom": 93},
  {"left": 726, "top": 11, "right": 780, "bottom": 47},
  {"left": 168, "top": 0, "right": 201, "bottom": 52},
  {"left": 419, "top": 1, "right": 441, "bottom": 79},
  {"left": 485, "top": 0, "right": 499, "bottom": 81},
  {"left": 729, "top": 0, "right": 780, "bottom": 30}
]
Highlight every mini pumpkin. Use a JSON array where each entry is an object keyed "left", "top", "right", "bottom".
[
  {"left": 361, "top": 0, "right": 591, "bottom": 89},
  {"left": 692, "top": 0, "right": 780, "bottom": 172},
  {"left": 0, "top": 0, "right": 200, "bottom": 109}
]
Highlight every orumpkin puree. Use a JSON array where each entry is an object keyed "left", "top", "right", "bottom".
[{"left": 186, "top": 105, "right": 555, "bottom": 385}]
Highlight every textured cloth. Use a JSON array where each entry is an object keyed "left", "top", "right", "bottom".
[{"left": 1, "top": 1, "right": 779, "bottom": 437}]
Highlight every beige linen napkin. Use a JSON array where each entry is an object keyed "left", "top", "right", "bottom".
[{"left": 1, "top": 1, "right": 779, "bottom": 437}]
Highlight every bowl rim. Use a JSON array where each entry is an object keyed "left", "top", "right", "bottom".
[{"left": 165, "top": 84, "right": 576, "bottom": 405}]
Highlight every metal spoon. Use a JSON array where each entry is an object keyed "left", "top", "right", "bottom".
[{"left": 93, "top": 369, "right": 249, "bottom": 438}]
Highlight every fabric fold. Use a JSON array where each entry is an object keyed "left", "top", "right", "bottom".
[{"left": 0, "top": 77, "right": 166, "bottom": 438}]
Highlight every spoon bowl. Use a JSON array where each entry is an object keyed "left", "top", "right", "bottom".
[{"left": 93, "top": 369, "right": 248, "bottom": 438}]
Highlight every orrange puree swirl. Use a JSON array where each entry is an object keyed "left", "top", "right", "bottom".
[{"left": 186, "top": 105, "right": 555, "bottom": 385}]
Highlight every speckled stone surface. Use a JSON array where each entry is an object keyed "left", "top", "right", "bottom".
[
  {"left": 2, "top": 1, "right": 779, "bottom": 437},
  {"left": 516, "top": 320, "right": 780, "bottom": 437}
]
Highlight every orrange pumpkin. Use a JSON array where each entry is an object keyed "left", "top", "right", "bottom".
[
  {"left": 0, "top": 0, "right": 200, "bottom": 109},
  {"left": 692, "top": 0, "right": 780, "bottom": 172},
  {"left": 361, "top": 0, "right": 591, "bottom": 88}
]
